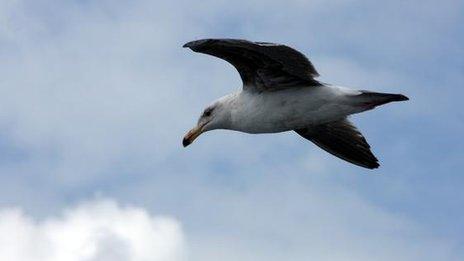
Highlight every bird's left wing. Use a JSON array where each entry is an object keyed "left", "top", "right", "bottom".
[{"left": 183, "top": 38, "right": 322, "bottom": 92}]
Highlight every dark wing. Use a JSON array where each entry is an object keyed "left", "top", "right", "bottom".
[
  {"left": 295, "top": 119, "right": 379, "bottom": 169},
  {"left": 183, "top": 38, "right": 321, "bottom": 91}
]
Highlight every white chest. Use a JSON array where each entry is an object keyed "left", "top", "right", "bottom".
[{"left": 229, "top": 87, "right": 357, "bottom": 133}]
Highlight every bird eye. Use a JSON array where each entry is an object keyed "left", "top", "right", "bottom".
[{"left": 203, "top": 107, "right": 213, "bottom": 117}]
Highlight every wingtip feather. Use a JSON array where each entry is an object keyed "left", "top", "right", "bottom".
[
  {"left": 397, "top": 94, "right": 409, "bottom": 101},
  {"left": 183, "top": 39, "right": 216, "bottom": 50}
]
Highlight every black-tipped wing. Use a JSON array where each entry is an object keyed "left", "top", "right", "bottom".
[
  {"left": 183, "top": 38, "right": 321, "bottom": 91},
  {"left": 295, "top": 119, "right": 379, "bottom": 169}
]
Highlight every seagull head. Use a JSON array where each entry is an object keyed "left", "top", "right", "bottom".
[{"left": 183, "top": 98, "right": 232, "bottom": 147}]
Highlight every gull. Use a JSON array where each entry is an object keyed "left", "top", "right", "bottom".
[{"left": 182, "top": 39, "right": 408, "bottom": 169}]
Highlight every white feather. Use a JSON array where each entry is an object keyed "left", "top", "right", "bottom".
[{"left": 213, "top": 85, "right": 364, "bottom": 134}]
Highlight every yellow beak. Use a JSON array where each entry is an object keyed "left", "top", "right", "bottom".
[{"left": 182, "top": 125, "right": 204, "bottom": 147}]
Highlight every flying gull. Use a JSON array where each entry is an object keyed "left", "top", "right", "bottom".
[{"left": 182, "top": 39, "right": 408, "bottom": 169}]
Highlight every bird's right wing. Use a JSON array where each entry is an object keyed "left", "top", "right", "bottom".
[
  {"left": 295, "top": 119, "right": 379, "bottom": 169},
  {"left": 183, "top": 38, "right": 322, "bottom": 92}
]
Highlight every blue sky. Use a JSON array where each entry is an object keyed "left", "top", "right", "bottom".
[{"left": 0, "top": 0, "right": 463, "bottom": 260}]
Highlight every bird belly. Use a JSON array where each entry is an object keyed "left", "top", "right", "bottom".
[{"left": 232, "top": 87, "right": 357, "bottom": 133}]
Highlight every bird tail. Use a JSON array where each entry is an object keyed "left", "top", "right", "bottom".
[{"left": 354, "top": 91, "right": 409, "bottom": 109}]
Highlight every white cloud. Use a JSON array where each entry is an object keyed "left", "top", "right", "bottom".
[{"left": 0, "top": 199, "right": 185, "bottom": 261}]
